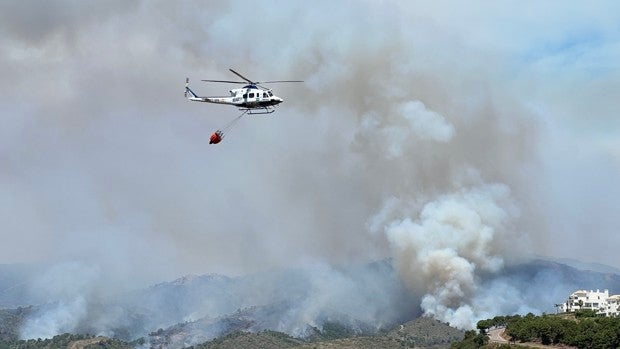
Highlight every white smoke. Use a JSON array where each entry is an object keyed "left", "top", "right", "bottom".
[
  {"left": 1, "top": 0, "right": 618, "bottom": 340},
  {"left": 400, "top": 101, "right": 455, "bottom": 143},
  {"left": 376, "top": 184, "right": 522, "bottom": 328},
  {"left": 18, "top": 261, "right": 137, "bottom": 339},
  {"left": 20, "top": 297, "right": 88, "bottom": 339},
  {"left": 18, "top": 262, "right": 95, "bottom": 338},
  {"left": 358, "top": 100, "right": 454, "bottom": 159}
]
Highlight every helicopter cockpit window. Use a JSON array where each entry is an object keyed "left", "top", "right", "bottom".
[
  {"left": 268, "top": 91, "right": 273, "bottom": 97},
  {"left": 249, "top": 93, "right": 254, "bottom": 98}
]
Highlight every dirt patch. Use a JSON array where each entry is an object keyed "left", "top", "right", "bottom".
[{"left": 68, "top": 336, "right": 107, "bottom": 349}]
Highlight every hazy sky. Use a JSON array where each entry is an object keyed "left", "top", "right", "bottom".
[{"left": 1, "top": 1, "right": 619, "bottom": 286}]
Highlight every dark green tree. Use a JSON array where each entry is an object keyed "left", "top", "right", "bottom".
[
  {"left": 450, "top": 330, "right": 488, "bottom": 349},
  {"left": 476, "top": 320, "right": 491, "bottom": 334}
]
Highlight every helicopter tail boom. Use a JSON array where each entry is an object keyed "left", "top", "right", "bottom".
[{"left": 185, "top": 78, "right": 238, "bottom": 105}]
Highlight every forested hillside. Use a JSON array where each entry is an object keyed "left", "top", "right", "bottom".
[{"left": 453, "top": 312, "right": 620, "bottom": 349}]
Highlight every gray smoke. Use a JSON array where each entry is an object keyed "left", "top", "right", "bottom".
[
  {"left": 1, "top": 0, "right": 619, "bottom": 339},
  {"left": 374, "top": 184, "right": 523, "bottom": 328}
]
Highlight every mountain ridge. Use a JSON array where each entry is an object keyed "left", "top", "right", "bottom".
[{"left": 3, "top": 258, "right": 620, "bottom": 347}]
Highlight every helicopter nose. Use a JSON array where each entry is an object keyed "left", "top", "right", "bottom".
[{"left": 274, "top": 97, "right": 283, "bottom": 104}]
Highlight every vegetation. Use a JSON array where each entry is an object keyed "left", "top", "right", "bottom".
[
  {"left": 0, "top": 333, "right": 132, "bottom": 349},
  {"left": 389, "top": 317, "right": 465, "bottom": 348},
  {"left": 574, "top": 309, "right": 599, "bottom": 318},
  {"left": 315, "top": 322, "right": 356, "bottom": 340},
  {"left": 20, "top": 313, "right": 620, "bottom": 349},
  {"left": 83, "top": 338, "right": 134, "bottom": 349},
  {"left": 508, "top": 314, "right": 620, "bottom": 348},
  {"left": 190, "top": 330, "right": 303, "bottom": 349},
  {"left": 450, "top": 330, "right": 488, "bottom": 349},
  {"left": 187, "top": 318, "right": 463, "bottom": 349},
  {"left": 0, "top": 308, "right": 31, "bottom": 342},
  {"left": 19, "top": 313, "right": 618, "bottom": 349},
  {"left": 453, "top": 312, "right": 620, "bottom": 349}
]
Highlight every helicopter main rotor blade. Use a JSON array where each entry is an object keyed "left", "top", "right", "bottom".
[
  {"left": 229, "top": 69, "right": 255, "bottom": 84},
  {"left": 201, "top": 79, "right": 247, "bottom": 84},
  {"left": 259, "top": 80, "right": 304, "bottom": 83}
]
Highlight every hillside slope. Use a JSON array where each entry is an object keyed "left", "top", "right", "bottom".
[{"left": 188, "top": 317, "right": 463, "bottom": 349}]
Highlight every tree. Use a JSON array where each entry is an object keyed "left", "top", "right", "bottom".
[
  {"left": 476, "top": 320, "right": 491, "bottom": 334},
  {"left": 451, "top": 330, "right": 487, "bottom": 349},
  {"left": 575, "top": 309, "right": 597, "bottom": 318}
]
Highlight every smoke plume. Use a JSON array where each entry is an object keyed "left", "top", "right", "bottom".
[
  {"left": 378, "top": 184, "right": 522, "bottom": 328},
  {"left": 1, "top": 0, "right": 619, "bottom": 339}
]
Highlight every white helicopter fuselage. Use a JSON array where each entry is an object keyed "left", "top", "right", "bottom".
[
  {"left": 186, "top": 83, "right": 283, "bottom": 110},
  {"left": 185, "top": 69, "right": 301, "bottom": 116}
]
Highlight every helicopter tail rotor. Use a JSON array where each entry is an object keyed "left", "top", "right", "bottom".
[{"left": 184, "top": 78, "right": 199, "bottom": 100}]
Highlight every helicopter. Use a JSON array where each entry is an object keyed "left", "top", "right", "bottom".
[{"left": 185, "top": 69, "right": 303, "bottom": 144}]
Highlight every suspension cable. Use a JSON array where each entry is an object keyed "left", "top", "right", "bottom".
[{"left": 220, "top": 109, "right": 249, "bottom": 134}]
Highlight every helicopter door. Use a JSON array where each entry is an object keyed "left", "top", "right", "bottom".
[{"left": 242, "top": 89, "right": 248, "bottom": 105}]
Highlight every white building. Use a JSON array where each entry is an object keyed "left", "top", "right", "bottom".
[
  {"left": 558, "top": 289, "right": 620, "bottom": 317},
  {"left": 606, "top": 295, "right": 620, "bottom": 317}
]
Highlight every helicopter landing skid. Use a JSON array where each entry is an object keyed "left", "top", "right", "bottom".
[{"left": 239, "top": 107, "right": 275, "bottom": 115}]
